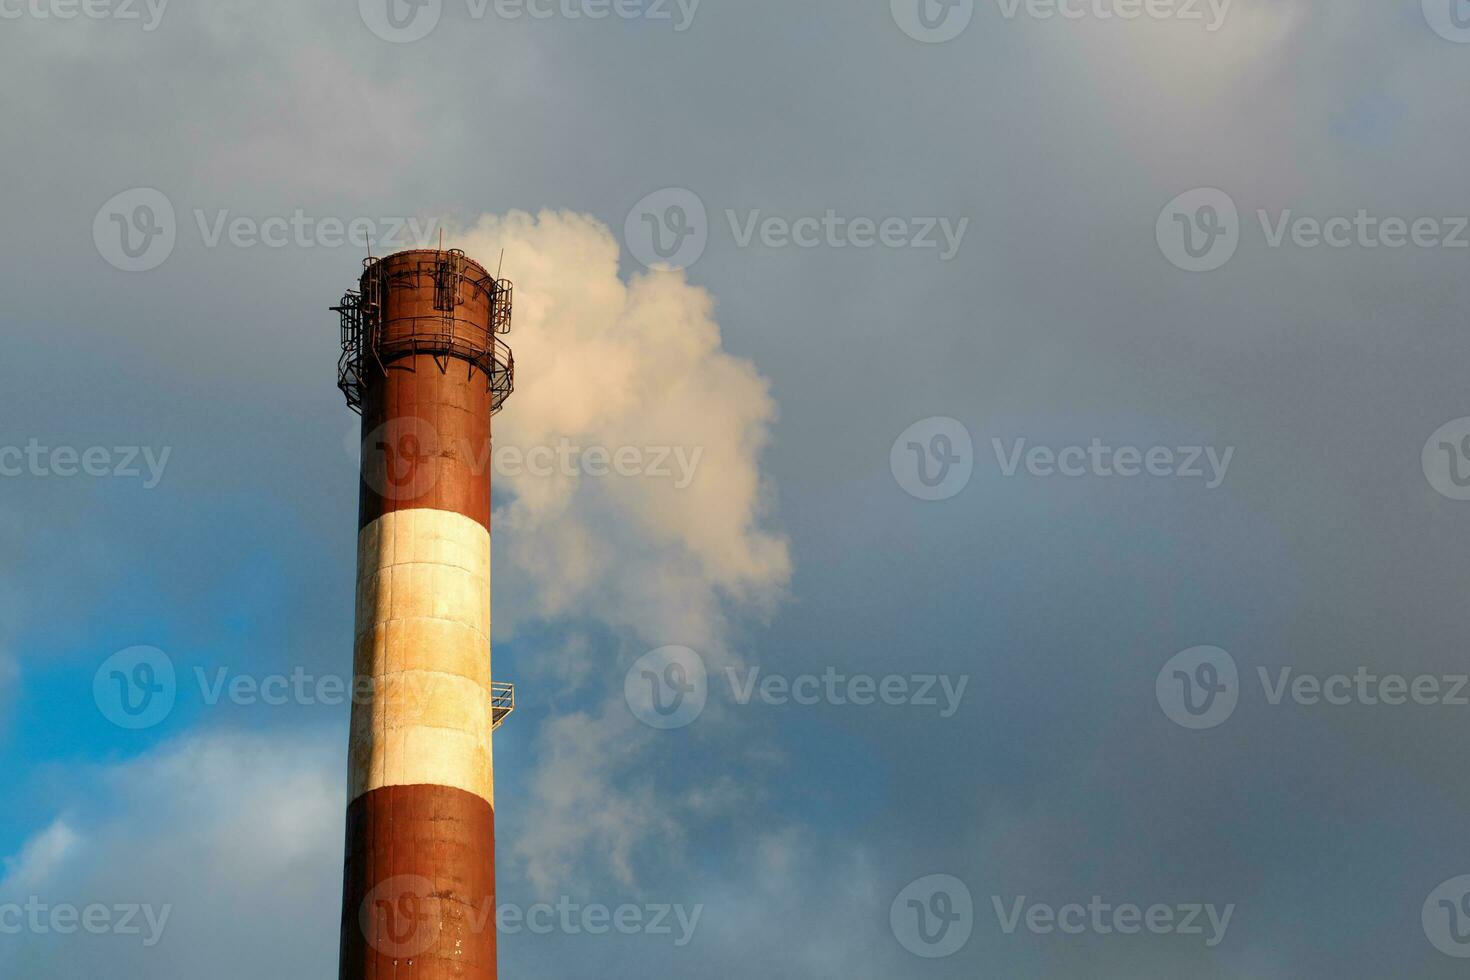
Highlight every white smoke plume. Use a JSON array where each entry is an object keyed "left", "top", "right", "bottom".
[
  {"left": 455, "top": 209, "right": 791, "bottom": 651},
  {"left": 450, "top": 211, "right": 792, "bottom": 891}
]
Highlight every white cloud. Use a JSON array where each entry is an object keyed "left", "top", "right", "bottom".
[
  {"left": 1, "top": 820, "right": 79, "bottom": 896},
  {"left": 0, "top": 730, "right": 343, "bottom": 979}
]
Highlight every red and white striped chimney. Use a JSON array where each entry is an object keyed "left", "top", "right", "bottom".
[{"left": 333, "top": 249, "right": 515, "bottom": 980}]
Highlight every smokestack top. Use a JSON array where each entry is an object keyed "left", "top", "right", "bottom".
[
  {"left": 332, "top": 247, "right": 515, "bottom": 415},
  {"left": 363, "top": 247, "right": 495, "bottom": 280}
]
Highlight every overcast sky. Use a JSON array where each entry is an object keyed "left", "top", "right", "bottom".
[{"left": 4, "top": 1, "right": 1470, "bottom": 977}]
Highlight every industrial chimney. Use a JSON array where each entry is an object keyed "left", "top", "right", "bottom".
[{"left": 332, "top": 248, "right": 516, "bottom": 979}]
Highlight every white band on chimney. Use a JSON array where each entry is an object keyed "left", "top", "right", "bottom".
[{"left": 348, "top": 507, "right": 495, "bottom": 807}]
